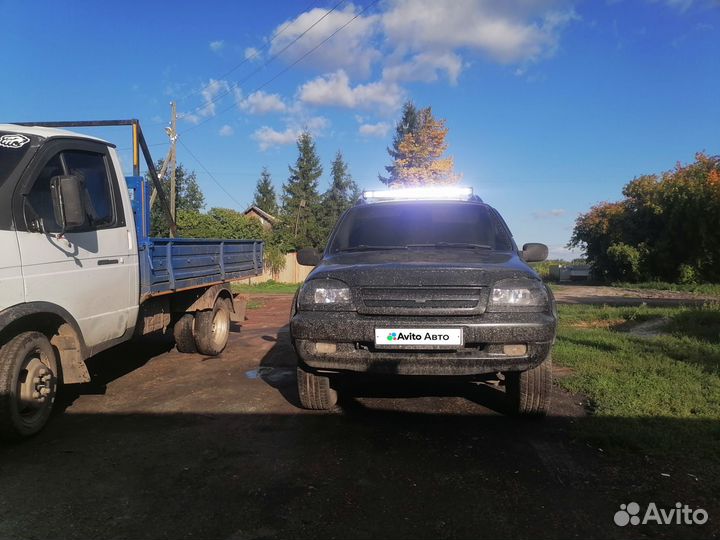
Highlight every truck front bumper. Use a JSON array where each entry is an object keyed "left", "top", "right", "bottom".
[{"left": 290, "top": 311, "right": 556, "bottom": 377}]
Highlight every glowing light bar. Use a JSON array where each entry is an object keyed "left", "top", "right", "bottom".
[{"left": 363, "top": 186, "right": 474, "bottom": 202}]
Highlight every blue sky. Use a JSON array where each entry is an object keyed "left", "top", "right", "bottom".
[{"left": 1, "top": 0, "right": 718, "bottom": 258}]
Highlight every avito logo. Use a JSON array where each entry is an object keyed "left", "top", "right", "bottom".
[{"left": 387, "top": 331, "right": 450, "bottom": 341}]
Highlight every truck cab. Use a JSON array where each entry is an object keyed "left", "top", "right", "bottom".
[
  {"left": 290, "top": 187, "right": 556, "bottom": 415},
  {"left": 0, "top": 124, "right": 263, "bottom": 439}
]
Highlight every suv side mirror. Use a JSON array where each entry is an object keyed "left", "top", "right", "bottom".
[
  {"left": 522, "top": 243, "right": 548, "bottom": 263},
  {"left": 50, "top": 175, "right": 86, "bottom": 232},
  {"left": 297, "top": 248, "right": 321, "bottom": 267}
]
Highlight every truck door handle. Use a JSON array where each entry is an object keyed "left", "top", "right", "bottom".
[{"left": 98, "top": 259, "right": 120, "bottom": 266}]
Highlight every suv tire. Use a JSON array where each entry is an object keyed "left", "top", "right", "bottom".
[
  {"left": 505, "top": 355, "right": 552, "bottom": 416},
  {"left": 297, "top": 365, "right": 337, "bottom": 410}
]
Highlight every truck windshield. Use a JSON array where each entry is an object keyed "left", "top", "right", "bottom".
[
  {"left": 0, "top": 131, "right": 36, "bottom": 187},
  {"left": 328, "top": 202, "right": 513, "bottom": 254}
]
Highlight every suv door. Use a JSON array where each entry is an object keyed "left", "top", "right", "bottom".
[{"left": 14, "top": 139, "right": 133, "bottom": 348}]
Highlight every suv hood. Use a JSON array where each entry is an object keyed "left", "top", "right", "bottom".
[{"left": 307, "top": 250, "right": 539, "bottom": 288}]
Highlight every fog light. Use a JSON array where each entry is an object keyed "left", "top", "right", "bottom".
[
  {"left": 315, "top": 342, "right": 337, "bottom": 354},
  {"left": 503, "top": 344, "right": 527, "bottom": 356}
]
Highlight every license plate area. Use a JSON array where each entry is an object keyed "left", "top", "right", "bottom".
[{"left": 374, "top": 328, "right": 464, "bottom": 349}]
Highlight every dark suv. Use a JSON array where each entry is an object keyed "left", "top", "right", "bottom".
[{"left": 290, "top": 188, "right": 556, "bottom": 415}]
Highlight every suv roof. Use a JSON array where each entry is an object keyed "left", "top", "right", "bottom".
[{"left": 359, "top": 187, "right": 483, "bottom": 205}]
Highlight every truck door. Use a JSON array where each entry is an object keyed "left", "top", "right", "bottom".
[{"left": 14, "top": 139, "right": 133, "bottom": 349}]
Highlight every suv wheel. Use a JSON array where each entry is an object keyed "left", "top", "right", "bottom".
[
  {"left": 505, "top": 355, "right": 552, "bottom": 416},
  {"left": 297, "top": 365, "right": 337, "bottom": 410}
]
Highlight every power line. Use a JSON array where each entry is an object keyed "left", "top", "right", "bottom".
[
  {"left": 178, "top": 139, "right": 246, "bottom": 208},
  {"left": 178, "top": 0, "right": 347, "bottom": 122},
  {"left": 181, "top": 0, "right": 380, "bottom": 136},
  {"left": 174, "top": 0, "right": 318, "bottom": 106}
]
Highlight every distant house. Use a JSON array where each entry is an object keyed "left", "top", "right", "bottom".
[{"left": 243, "top": 205, "right": 276, "bottom": 231}]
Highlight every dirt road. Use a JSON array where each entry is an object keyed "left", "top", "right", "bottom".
[
  {"left": 0, "top": 295, "right": 716, "bottom": 539},
  {"left": 553, "top": 284, "right": 717, "bottom": 306}
]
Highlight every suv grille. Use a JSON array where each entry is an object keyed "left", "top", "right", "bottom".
[{"left": 358, "top": 287, "right": 485, "bottom": 316}]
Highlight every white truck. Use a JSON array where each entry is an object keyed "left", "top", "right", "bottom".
[{"left": 0, "top": 121, "right": 264, "bottom": 440}]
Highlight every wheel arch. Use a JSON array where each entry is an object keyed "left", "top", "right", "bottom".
[{"left": 0, "top": 302, "right": 90, "bottom": 384}]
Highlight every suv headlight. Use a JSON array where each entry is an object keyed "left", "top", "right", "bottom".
[
  {"left": 298, "top": 278, "right": 353, "bottom": 310},
  {"left": 488, "top": 278, "right": 549, "bottom": 311}
]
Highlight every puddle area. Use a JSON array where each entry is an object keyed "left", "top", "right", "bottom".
[{"left": 245, "top": 366, "right": 295, "bottom": 384}]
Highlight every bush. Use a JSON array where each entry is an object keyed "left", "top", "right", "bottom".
[
  {"left": 606, "top": 243, "right": 641, "bottom": 282},
  {"left": 678, "top": 264, "right": 699, "bottom": 285}
]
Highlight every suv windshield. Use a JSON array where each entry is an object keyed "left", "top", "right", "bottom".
[
  {"left": 0, "top": 131, "right": 37, "bottom": 188},
  {"left": 328, "top": 202, "right": 513, "bottom": 254}
]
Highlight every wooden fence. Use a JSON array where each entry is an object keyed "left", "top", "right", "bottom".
[{"left": 242, "top": 252, "right": 313, "bottom": 284}]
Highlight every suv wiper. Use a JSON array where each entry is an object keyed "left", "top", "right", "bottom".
[
  {"left": 338, "top": 245, "right": 408, "bottom": 252},
  {"left": 406, "top": 242, "right": 493, "bottom": 250}
]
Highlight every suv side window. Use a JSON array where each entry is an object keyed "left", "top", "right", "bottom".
[{"left": 24, "top": 149, "right": 118, "bottom": 233}]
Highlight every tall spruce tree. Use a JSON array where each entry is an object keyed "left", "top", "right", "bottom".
[
  {"left": 380, "top": 100, "right": 419, "bottom": 186},
  {"left": 149, "top": 160, "right": 205, "bottom": 236},
  {"left": 393, "top": 106, "right": 459, "bottom": 186},
  {"left": 321, "top": 150, "right": 359, "bottom": 239},
  {"left": 252, "top": 167, "right": 278, "bottom": 215},
  {"left": 279, "top": 131, "right": 323, "bottom": 249}
]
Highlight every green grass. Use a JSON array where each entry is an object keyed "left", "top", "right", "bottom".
[
  {"left": 554, "top": 304, "right": 720, "bottom": 460},
  {"left": 232, "top": 280, "right": 301, "bottom": 295},
  {"left": 612, "top": 281, "right": 720, "bottom": 296}
]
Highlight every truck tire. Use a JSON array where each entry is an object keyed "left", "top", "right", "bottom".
[
  {"left": 173, "top": 314, "right": 197, "bottom": 354},
  {"left": 297, "top": 365, "right": 338, "bottom": 410},
  {"left": 0, "top": 332, "right": 59, "bottom": 440},
  {"left": 194, "top": 297, "right": 231, "bottom": 356},
  {"left": 505, "top": 355, "right": 552, "bottom": 417}
]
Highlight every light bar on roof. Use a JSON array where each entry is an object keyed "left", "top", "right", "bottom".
[{"left": 363, "top": 186, "right": 474, "bottom": 202}]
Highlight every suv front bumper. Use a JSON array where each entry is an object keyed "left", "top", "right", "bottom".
[{"left": 291, "top": 311, "right": 556, "bottom": 376}]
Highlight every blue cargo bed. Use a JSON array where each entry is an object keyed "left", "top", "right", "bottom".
[{"left": 139, "top": 238, "right": 263, "bottom": 299}]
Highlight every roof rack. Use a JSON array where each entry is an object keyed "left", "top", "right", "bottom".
[{"left": 361, "top": 186, "right": 482, "bottom": 203}]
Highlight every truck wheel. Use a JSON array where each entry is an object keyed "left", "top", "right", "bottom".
[
  {"left": 173, "top": 314, "right": 197, "bottom": 353},
  {"left": 297, "top": 365, "right": 337, "bottom": 410},
  {"left": 194, "top": 298, "right": 231, "bottom": 356},
  {"left": 0, "top": 332, "right": 59, "bottom": 440},
  {"left": 505, "top": 355, "right": 552, "bottom": 417}
]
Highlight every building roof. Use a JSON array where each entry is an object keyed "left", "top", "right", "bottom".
[{"left": 243, "top": 205, "right": 276, "bottom": 222}]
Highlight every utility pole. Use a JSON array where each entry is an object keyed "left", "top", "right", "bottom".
[
  {"left": 294, "top": 199, "right": 306, "bottom": 238},
  {"left": 169, "top": 101, "right": 177, "bottom": 236},
  {"left": 150, "top": 101, "right": 178, "bottom": 237}
]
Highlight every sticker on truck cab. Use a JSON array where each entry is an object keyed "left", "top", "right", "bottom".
[{"left": 0, "top": 134, "right": 30, "bottom": 149}]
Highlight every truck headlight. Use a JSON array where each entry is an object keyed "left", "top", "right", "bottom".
[
  {"left": 489, "top": 279, "right": 548, "bottom": 311},
  {"left": 298, "top": 279, "right": 353, "bottom": 310}
]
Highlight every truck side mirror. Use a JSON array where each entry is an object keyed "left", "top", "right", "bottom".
[
  {"left": 521, "top": 243, "right": 549, "bottom": 263},
  {"left": 297, "top": 248, "right": 321, "bottom": 266},
  {"left": 50, "top": 175, "right": 86, "bottom": 232}
]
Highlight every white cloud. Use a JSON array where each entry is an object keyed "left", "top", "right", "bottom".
[
  {"left": 270, "top": 5, "right": 381, "bottom": 78},
  {"left": 298, "top": 69, "right": 404, "bottom": 111},
  {"left": 180, "top": 79, "right": 236, "bottom": 124},
  {"left": 383, "top": 51, "right": 463, "bottom": 84},
  {"left": 252, "top": 116, "right": 329, "bottom": 151},
  {"left": 244, "top": 47, "right": 261, "bottom": 61},
  {"left": 219, "top": 124, "right": 234, "bottom": 136},
  {"left": 532, "top": 209, "right": 566, "bottom": 219},
  {"left": 382, "top": 0, "right": 577, "bottom": 64},
  {"left": 359, "top": 122, "right": 390, "bottom": 137},
  {"left": 239, "top": 91, "right": 287, "bottom": 114},
  {"left": 209, "top": 40, "right": 225, "bottom": 52}
]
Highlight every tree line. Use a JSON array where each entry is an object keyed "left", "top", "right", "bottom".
[
  {"left": 150, "top": 99, "right": 459, "bottom": 260},
  {"left": 569, "top": 153, "right": 720, "bottom": 283}
]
